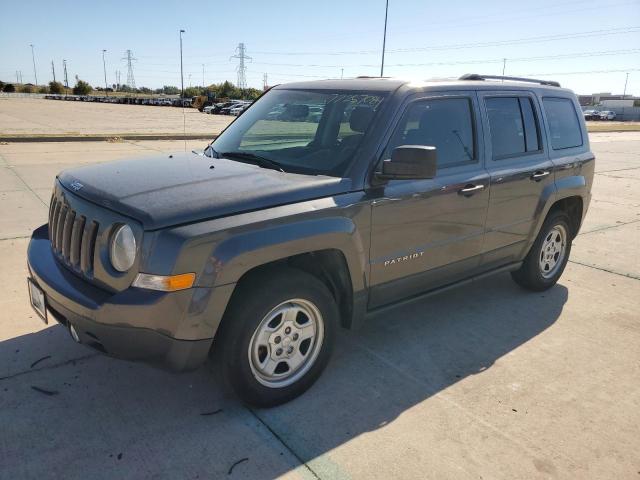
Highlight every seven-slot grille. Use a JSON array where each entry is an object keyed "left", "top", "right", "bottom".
[{"left": 48, "top": 196, "right": 99, "bottom": 276}]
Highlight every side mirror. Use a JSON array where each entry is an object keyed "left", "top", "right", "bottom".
[{"left": 378, "top": 145, "right": 437, "bottom": 180}]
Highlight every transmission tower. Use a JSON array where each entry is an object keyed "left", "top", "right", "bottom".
[
  {"left": 62, "top": 60, "right": 69, "bottom": 91},
  {"left": 230, "top": 43, "right": 251, "bottom": 89},
  {"left": 123, "top": 50, "right": 136, "bottom": 89}
]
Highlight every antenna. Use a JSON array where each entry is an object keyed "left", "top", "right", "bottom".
[
  {"left": 230, "top": 43, "right": 252, "bottom": 90},
  {"left": 123, "top": 49, "right": 136, "bottom": 90}
]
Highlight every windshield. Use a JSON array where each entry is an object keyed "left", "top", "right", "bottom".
[{"left": 210, "top": 89, "right": 386, "bottom": 176}]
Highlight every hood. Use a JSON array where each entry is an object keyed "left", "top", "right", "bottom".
[{"left": 58, "top": 152, "right": 351, "bottom": 230}]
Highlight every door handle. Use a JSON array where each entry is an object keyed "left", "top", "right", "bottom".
[
  {"left": 458, "top": 184, "right": 485, "bottom": 196},
  {"left": 530, "top": 170, "right": 550, "bottom": 181}
]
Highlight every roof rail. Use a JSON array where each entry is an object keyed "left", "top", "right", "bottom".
[{"left": 459, "top": 74, "right": 561, "bottom": 88}]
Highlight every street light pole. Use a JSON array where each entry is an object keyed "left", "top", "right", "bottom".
[
  {"left": 623, "top": 72, "right": 629, "bottom": 98},
  {"left": 380, "top": 0, "right": 389, "bottom": 77},
  {"left": 102, "top": 50, "right": 108, "bottom": 96},
  {"left": 179, "top": 29, "right": 185, "bottom": 99},
  {"left": 30, "top": 44, "right": 38, "bottom": 85}
]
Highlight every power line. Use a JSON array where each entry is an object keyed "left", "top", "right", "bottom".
[
  {"left": 252, "top": 26, "right": 640, "bottom": 56},
  {"left": 129, "top": 46, "right": 640, "bottom": 71},
  {"left": 377, "top": 0, "right": 638, "bottom": 39},
  {"left": 524, "top": 68, "right": 640, "bottom": 76},
  {"left": 227, "top": 48, "right": 639, "bottom": 69}
]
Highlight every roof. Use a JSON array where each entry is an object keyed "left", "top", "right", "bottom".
[{"left": 273, "top": 76, "right": 572, "bottom": 94}]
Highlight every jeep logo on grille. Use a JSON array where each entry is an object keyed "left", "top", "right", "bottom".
[{"left": 69, "top": 180, "right": 84, "bottom": 191}]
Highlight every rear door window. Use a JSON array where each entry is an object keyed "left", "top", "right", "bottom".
[
  {"left": 486, "top": 96, "right": 541, "bottom": 159},
  {"left": 542, "top": 97, "right": 583, "bottom": 150}
]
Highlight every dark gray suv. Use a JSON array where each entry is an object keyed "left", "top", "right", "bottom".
[{"left": 27, "top": 74, "right": 594, "bottom": 406}]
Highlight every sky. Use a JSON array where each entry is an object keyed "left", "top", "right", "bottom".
[{"left": 1, "top": 0, "right": 639, "bottom": 95}]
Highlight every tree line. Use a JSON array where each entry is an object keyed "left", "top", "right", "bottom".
[{"left": 0, "top": 78, "right": 263, "bottom": 99}]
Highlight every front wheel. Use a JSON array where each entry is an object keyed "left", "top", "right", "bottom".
[
  {"left": 214, "top": 267, "right": 338, "bottom": 407},
  {"left": 511, "top": 210, "right": 573, "bottom": 291}
]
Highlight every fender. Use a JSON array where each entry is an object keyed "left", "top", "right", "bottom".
[
  {"left": 522, "top": 154, "right": 594, "bottom": 255},
  {"left": 143, "top": 193, "right": 372, "bottom": 334},
  {"left": 206, "top": 215, "right": 368, "bottom": 292}
]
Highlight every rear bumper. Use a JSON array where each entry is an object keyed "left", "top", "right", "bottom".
[{"left": 27, "top": 225, "right": 215, "bottom": 372}]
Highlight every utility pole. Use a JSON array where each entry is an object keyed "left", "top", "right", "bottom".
[
  {"left": 123, "top": 49, "right": 136, "bottom": 90},
  {"left": 341, "top": 68, "right": 344, "bottom": 79},
  {"left": 63, "top": 60, "right": 69, "bottom": 94},
  {"left": 188, "top": 73, "right": 192, "bottom": 88},
  {"left": 202, "top": 63, "right": 205, "bottom": 88},
  {"left": 51, "top": 60, "right": 56, "bottom": 82},
  {"left": 502, "top": 58, "right": 507, "bottom": 78},
  {"left": 102, "top": 50, "right": 108, "bottom": 96},
  {"left": 263, "top": 73, "right": 268, "bottom": 90},
  {"left": 380, "top": 0, "right": 389, "bottom": 77},
  {"left": 16, "top": 71, "right": 19, "bottom": 83},
  {"left": 179, "top": 29, "right": 185, "bottom": 98},
  {"left": 231, "top": 43, "right": 251, "bottom": 90},
  {"left": 30, "top": 44, "right": 38, "bottom": 85},
  {"left": 623, "top": 72, "right": 629, "bottom": 98}
]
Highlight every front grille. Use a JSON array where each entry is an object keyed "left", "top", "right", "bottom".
[{"left": 49, "top": 196, "right": 99, "bottom": 276}]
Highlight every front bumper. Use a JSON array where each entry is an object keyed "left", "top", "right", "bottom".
[{"left": 27, "top": 225, "right": 220, "bottom": 372}]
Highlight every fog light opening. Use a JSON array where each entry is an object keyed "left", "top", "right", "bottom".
[{"left": 69, "top": 324, "right": 81, "bottom": 343}]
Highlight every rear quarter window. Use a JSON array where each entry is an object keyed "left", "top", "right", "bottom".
[
  {"left": 542, "top": 97, "right": 583, "bottom": 150},
  {"left": 486, "top": 96, "right": 541, "bottom": 159}
]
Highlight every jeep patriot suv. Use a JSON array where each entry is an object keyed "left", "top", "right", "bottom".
[{"left": 27, "top": 74, "right": 594, "bottom": 406}]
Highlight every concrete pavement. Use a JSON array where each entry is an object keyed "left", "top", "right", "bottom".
[
  {"left": 0, "top": 97, "right": 232, "bottom": 137},
  {"left": 0, "top": 134, "right": 638, "bottom": 479}
]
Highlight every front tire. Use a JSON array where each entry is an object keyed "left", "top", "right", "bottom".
[
  {"left": 511, "top": 210, "right": 573, "bottom": 291},
  {"left": 214, "top": 267, "right": 338, "bottom": 407}
]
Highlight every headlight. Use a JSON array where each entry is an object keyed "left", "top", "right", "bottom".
[{"left": 110, "top": 224, "right": 136, "bottom": 272}]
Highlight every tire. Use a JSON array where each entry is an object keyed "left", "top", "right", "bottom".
[
  {"left": 511, "top": 210, "right": 573, "bottom": 291},
  {"left": 214, "top": 267, "right": 338, "bottom": 407}
]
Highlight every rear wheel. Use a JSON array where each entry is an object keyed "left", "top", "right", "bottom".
[
  {"left": 214, "top": 267, "right": 338, "bottom": 407},
  {"left": 511, "top": 210, "right": 573, "bottom": 291}
]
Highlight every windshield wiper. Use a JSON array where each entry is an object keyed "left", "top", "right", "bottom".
[{"left": 220, "top": 151, "right": 285, "bottom": 172}]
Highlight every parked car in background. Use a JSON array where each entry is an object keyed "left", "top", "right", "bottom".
[
  {"left": 203, "top": 105, "right": 216, "bottom": 114},
  {"left": 599, "top": 110, "right": 616, "bottom": 120},
  {"left": 583, "top": 109, "right": 600, "bottom": 120},
  {"left": 221, "top": 103, "right": 245, "bottom": 115},
  {"left": 230, "top": 103, "right": 251, "bottom": 116}
]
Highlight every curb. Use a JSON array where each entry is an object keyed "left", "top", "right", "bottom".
[{"left": 0, "top": 134, "right": 216, "bottom": 143}]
